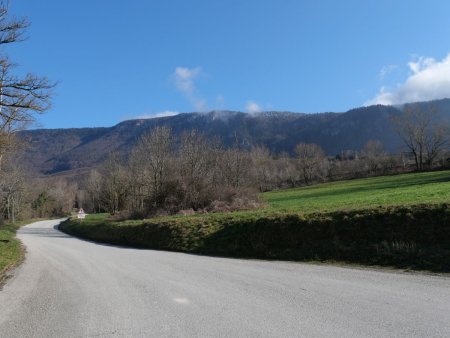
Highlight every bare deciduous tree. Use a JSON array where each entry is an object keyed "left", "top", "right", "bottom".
[
  {"left": 249, "top": 145, "right": 274, "bottom": 192},
  {"left": 177, "top": 129, "right": 219, "bottom": 209},
  {"left": 0, "top": 2, "right": 29, "bottom": 46},
  {"left": 48, "top": 179, "right": 77, "bottom": 215},
  {"left": 100, "top": 153, "right": 128, "bottom": 214},
  {"left": 0, "top": 1, "right": 53, "bottom": 170},
  {"left": 127, "top": 149, "right": 150, "bottom": 214},
  {"left": 85, "top": 170, "right": 102, "bottom": 213},
  {"left": 391, "top": 104, "right": 448, "bottom": 171},
  {"left": 133, "top": 126, "right": 174, "bottom": 209},
  {"left": 295, "top": 143, "right": 326, "bottom": 184},
  {"left": 220, "top": 148, "right": 251, "bottom": 189},
  {"left": 362, "top": 140, "right": 385, "bottom": 174},
  {"left": 0, "top": 161, "right": 25, "bottom": 223}
]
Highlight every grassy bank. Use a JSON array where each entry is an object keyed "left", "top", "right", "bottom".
[
  {"left": 60, "top": 171, "right": 450, "bottom": 272},
  {"left": 60, "top": 204, "right": 450, "bottom": 272},
  {"left": 0, "top": 220, "right": 38, "bottom": 284},
  {"left": 1, "top": 218, "right": 69, "bottom": 285}
]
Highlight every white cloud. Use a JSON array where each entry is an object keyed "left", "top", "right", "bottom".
[
  {"left": 246, "top": 100, "right": 262, "bottom": 114},
  {"left": 367, "top": 53, "right": 450, "bottom": 105},
  {"left": 379, "top": 64, "right": 398, "bottom": 80},
  {"left": 174, "top": 67, "right": 200, "bottom": 95},
  {"left": 135, "top": 111, "right": 179, "bottom": 119},
  {"left": 173, "top": 66, "right": 207, "bottom": 111},
  {"left": 153, "top": 110, "right": 179, "bottom": 118}
]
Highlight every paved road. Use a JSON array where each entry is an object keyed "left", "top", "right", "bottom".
[{"left": 0, "top": 220, "right": 449, "bottom": 338}]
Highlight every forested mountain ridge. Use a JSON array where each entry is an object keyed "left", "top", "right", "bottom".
[{"left": 17, "top": 99, "right": 450, "bottom": 176}]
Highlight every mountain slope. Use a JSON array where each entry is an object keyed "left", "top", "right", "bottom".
[{"left": 17, "top": 99, "right": 450, "bottom": 176}]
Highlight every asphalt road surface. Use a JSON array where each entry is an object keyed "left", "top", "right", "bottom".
[{"left": 0, "top": 220, "right": 449, "bottom": 338}]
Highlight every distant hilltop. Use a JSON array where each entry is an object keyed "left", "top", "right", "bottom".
[{"left": 18, "top": 98, "right": 450, "bottom": 176}]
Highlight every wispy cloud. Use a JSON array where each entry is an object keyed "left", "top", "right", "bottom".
[
  {"left": 379, "top": 64, "right": 398, "bottom": 80},
  {"left": 173, "top": 66, "right": 207, "bottom": 111},
  {"left": 134, "top": 111, "right": 179, "bottom": 119},
  {"left": 245, "top": 100, "right": 262, "bottom": 114},
  {"left": 367, "top": 53, "right": 450, "bottom": 105}
]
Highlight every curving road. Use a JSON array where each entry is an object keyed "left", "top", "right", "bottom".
[{"left": 0, "top": 219, "right": 449, "bottom": 338}]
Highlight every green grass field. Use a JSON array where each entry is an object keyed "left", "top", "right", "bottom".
[
  {"left": 81, "top": 170, "right": 450, "bottom": 225},
  {"left": 60, "top": 170, "right": 450, "bottom": 271},
  {"left": 264, "top": 170, "right": 450, "bottom": 213}
]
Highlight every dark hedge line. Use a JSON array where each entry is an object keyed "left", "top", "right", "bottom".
[{"left": 59, "top": 204, "right": 450, "bottom": 272}]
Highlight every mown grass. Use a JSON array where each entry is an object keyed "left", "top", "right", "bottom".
[
  {"left": 60, "top": 170, "right": 450, "bottom": 272},
  {"left": 264, "top": 170, "right": 450, "bottom": 213}
]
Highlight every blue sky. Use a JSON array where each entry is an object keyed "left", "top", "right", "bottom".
[{"left": 7, "top": 0, "right": 450, "bottom": 128}]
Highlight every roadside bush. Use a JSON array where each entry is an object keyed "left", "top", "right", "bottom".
[{"left": 60, "top": 204, "right": 450, "bottom": 272}]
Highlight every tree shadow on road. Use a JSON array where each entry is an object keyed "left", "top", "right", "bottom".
[{"left": 18, "top": 225, "right": 72, "bottom": 238}]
